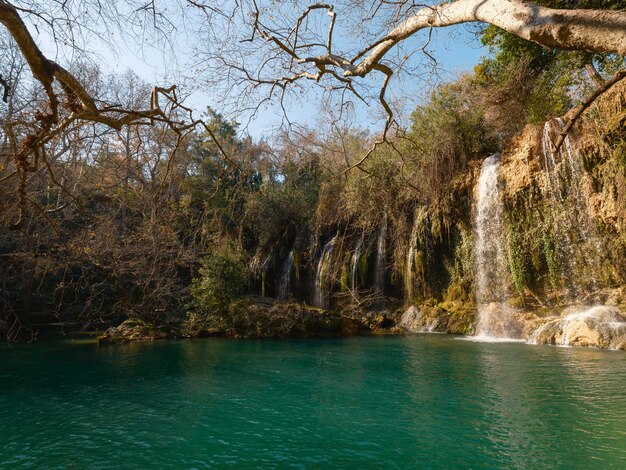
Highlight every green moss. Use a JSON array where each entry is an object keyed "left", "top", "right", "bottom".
[
  {"left": 541, "top": 233, "right": 560, "bottom": 290},
  {"left": 439, "top": 300, "right": 476, "bottom": 335}
]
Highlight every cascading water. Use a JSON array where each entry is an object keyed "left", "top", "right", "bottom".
[
  {"left": 405, "top": 208, "right": 432, "bottom": 300},
  {"left": 278, "top": 250, "right": 294, "bottom": 300},
  {"left": 541, "top": 119, "right": 602, "bottom": 300},
  {"left": 474, "top": 154, "right": 518, "bottom": 338},
  {"left": 314, "top": 236, "right": 336, "bottom": 308},
  {"left": 528, "top": 306, "right": 626, "bottom": 349},
  {"left": 351, "top": 233, "right": 364, "bottom": 291},
  {"left": 375, "top": 214, "right": 387, "bottom": 294},
  {"left": 405, "top": 211, "right": 420, "bottom": 300},
  {"left": 518, "top": 119, "right": 621, "bottom": 347}
]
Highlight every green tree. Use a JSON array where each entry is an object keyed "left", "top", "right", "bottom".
[
  {"left": 477, "top": 0, "right": 626, "bottom": 125},
  {"left": 188, "top": 242, "right": 250, "bottom": 328}
]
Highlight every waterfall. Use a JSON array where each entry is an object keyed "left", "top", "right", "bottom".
[
  {"left": 375, "top": 214, "right": 387, "bottom": 294},
  {"left": 474, "top": 154, "right": 516, "bottom": 338},
  {"left": 314, "top": 236, "right": 336, "bottom": 308},
  {"left": 278, "top": 250, "right": 293, "bottom": 300},
  {"left": 351, "top": 233, "right": 364, "bottom": 291},
  {"left": 405, "top": 215, "right": 419, "bottom": 300},
  {"left": 541, "top": 119, "right": 602, "bottom": 300}
]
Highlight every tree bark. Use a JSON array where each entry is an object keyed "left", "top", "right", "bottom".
[
  {"left": 586, "top": 63, "right": 605, "bottom": 87},
  {"left": 350, "top": 0, "right": 626, "bottom": 77}
]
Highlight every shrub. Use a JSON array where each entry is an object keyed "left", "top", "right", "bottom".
[{"left": 187, "top": 242, "right": 250, "bottom": 329}]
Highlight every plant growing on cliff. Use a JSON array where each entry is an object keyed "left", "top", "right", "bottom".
[
  {"left": 507, "top": 227, "right": 531, "bottom": 295},
  {"left": 541, "top": 233, "right": 561, "bottom": 292}
]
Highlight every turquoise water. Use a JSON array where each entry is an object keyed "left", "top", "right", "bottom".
[{"left": 1, "top": 335, "right": 625, "bottom": 469}]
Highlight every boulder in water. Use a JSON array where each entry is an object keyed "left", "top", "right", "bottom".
[
  {"left": 529, "top": 306, "right": 626, "bottom": 349},
  {"left": 98, "top": 318, "right": 172, "bottom": 345}
]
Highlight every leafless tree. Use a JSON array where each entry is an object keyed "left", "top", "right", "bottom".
[
  {"left": 1, "top": 1, "right": 624, "bottom": 175},
  {"left": 199, "top": 0, "right": 625, "bottom": 160}
]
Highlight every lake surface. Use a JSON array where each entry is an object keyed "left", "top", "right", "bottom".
[{"left": 1, "top": 335, "right": 625, "bottom": 469}]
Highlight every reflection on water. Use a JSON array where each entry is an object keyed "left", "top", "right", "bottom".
[{"left": 1, "top": 336, "right": 625, "bottom": 468}]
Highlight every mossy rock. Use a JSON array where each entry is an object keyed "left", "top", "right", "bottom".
[
  {"left": 439, "top": 300, "right": 476, "bottom": 335},
  {"left": 98, "top": 318, "right": 174, "bottom": 345},
  {"left": 224, "top": 298, "right": 371, "bottom": 339}
]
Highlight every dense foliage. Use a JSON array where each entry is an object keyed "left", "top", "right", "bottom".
[
  {"left": 477, "top": 0, "right": 626, "bottom": 127},
  {"left": 1, "top": 6, "right": 624, "bottom": 340},
  {"left": 187, "top": 243, "right": 250, "bottom": 331}
]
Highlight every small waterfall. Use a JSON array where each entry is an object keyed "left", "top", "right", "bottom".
[
  {"left": 405, "top": 208, "right": 432, "bottom": 300},
  {"left": 474, "top": 154, "right": 516, "bottom": 338},
  {"left": 278, "top": 250, "right": 293, "bottom": 300},
  {"left": 314, "top": 236, "right": 336, "bottom": 308},
  {"left": 375, "top": 214, "right": 387, "bottom": 295},
  {"left": 541, "top": 119, "right": 602, "bottom": 300},
  {"left": 351, "top": 233, "right": 364, "bottom": 291},
  {"left": 405, "top": 211, "right": 419, "bottom": 300}
]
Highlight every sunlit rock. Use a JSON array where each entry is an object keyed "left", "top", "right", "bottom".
[{"left": 529, "top": 306, "right": 626, "bottom": 350}]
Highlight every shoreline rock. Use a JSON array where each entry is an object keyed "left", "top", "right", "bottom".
[
  {"left": 528, "top": 305, "right": 626, "bottom": 350},
  {"left": 97, "top": 318, "right": 176, "bottom": 345},
  {"left": 96, "top": 300, "right": 626, "bottom": 351}
]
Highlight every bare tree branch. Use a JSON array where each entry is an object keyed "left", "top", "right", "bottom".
[{"left": 554, "top": 68, "right": 626, "bottom": 152}]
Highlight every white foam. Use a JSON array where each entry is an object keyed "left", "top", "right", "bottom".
[{"left": 459, "top": 335, "right": 525, "bottom": 344}]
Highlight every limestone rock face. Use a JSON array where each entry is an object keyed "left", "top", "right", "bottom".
[
  {"left": 399, "top": 305, "right": 448, "bottom": 333},
  {"left": 498, "top": 125, "right": 545, "bottom": 197},
  {"left": 512, "top": 311, "right": 551, "bottom": 339},
  {"left": 529, "top": 306, "right": 626, "bottom": 350}
]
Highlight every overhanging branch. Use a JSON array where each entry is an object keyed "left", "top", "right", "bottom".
[{"left": 554, "top": 69, "right": 626, "bottom": 152}]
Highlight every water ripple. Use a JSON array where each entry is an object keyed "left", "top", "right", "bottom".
[{"left": 1, "top": 336, "right": 625, "bottom": 468}]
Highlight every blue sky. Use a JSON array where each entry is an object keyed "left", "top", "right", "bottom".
[
  {"left": 236, "top": 23, "right": 487, "bottom": 138},
  {"left": 35, "top": 9, "right": 488, "bottom": 140},
  {"left": 236, "top": 26, "right": 487, "bottom": 138}
]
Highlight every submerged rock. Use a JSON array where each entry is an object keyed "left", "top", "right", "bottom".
[{"left": 529, "top": 306, "right": 626, "bottom": 350}]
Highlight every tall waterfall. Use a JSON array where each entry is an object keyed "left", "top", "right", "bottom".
[
  {"left": 351, "top": 233, "right": 364, "bottom": 291},
  {"left": 278, "top": 250, "right": 293, "bottom": 300},
  {"left": 314, "top": 236, "right": 336, "bottom": 308},
  {"left": 375, "top": 214, "right": 387, "bottom": 294},
  {"left": 541, "top": 119, "right": 602, "bottom": 300},
  {"left": 474, "top": 154, "right": 516, "bottom": 338}
]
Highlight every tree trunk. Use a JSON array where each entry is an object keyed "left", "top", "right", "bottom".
[{"left": 351, "top": 0, "right": 626, "bottom": 77}]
